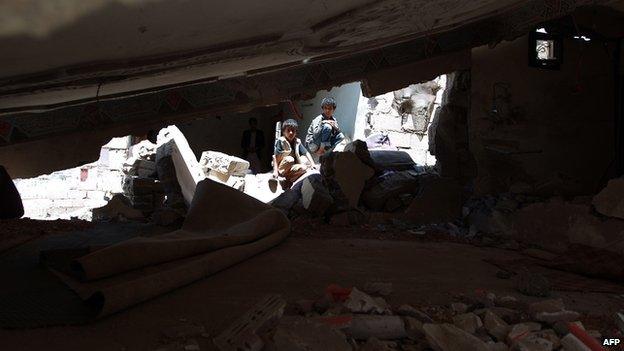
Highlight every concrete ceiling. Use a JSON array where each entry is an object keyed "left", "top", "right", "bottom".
[{"left": 0, "top": 0, "right": 596, "bottom": 112}]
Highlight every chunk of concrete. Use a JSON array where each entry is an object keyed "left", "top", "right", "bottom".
[
  {"left": 199, "top": 151, "right": 249, "bottom": 177},
  {"left": 617, "top": 312, "right": 624, "bottom": 334},
  {"left": 592, "top": 178, "right": 624, "bottom": 219},
  {"left": 560, "top": 334, "right": 591, "bottom": 351},
  {"left": 325, "top": 152, "right": 374, "bottom": 208},
  {"left": 301, "top": 175, "right": 333, "bottom": 216},
  {"left": 345, "top": 315, "right": 407, "bottom": 340},
  {"left": 483, "top": 310, "right": 510, "bottom": 341},
  {"left": 344, "top": 287, "right": 390, "bottom": 315},
  {"left": 535, "top": 310, "right": 580, "bottom": 324},
  {"left": 272, "top": 316, "right": 351, "bottom": 351},
  {"left": 452, "top": 313, "right": 483, "bottom": 334},
  {"left": 92, "top": 194, "right": 144, "bottom": 221},
  {"left": 451, "top": 303, "right": 469, "bottom": 314},
  {"left": 157, "top": 126, "right": 206, "bottom": 206},
  {"left": 423, "top": 323, "right": 489, "bottom": 351},
  {"left": 344, "top": 140, "right": 377, "bottom": 172}
]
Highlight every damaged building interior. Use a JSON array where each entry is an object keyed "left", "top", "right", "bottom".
[{"left": 2, "top": 0, "right": 624, "bottom": 350}]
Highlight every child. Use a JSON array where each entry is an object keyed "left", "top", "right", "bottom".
[
  {"left": 273, "top": 119, "right": 315, "bottom": 184},
  {"left": 305, "top": 97, "right": 345, "bottom": 156}
]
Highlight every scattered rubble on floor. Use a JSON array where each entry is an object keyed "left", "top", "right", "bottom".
[
  {"left": 92, "top": 194, "right": 145, "bottom": 221},
  {"left": 215, "top": 284, "right": 612, "bottom": 351}
]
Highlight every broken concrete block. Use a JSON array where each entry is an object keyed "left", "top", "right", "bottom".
[
  {"left": 396, "top": 304, "right": 433, "bottom": 323},
  {"left": 592, "top": 178, "right": 624, "bottom": 219},
  {"left": 345, "top": 315, "right": 407, "bottom": 340},
  {"left": 213, "top": 295, "right": 286, "bottom": 351},
  {"left": 344, "top": 287, "right": 390, "bottom": 314},
  {"left": 483, "top": 310, "right": 510, "bottom": 342},
  {"left": 301, "top": 175, "right": 333, "bottom": 216},
  {"left": 92, "top": 194, "right": 144, "bottom": 221},
  {"left": 560, "top": 334, "right": 591, "bottom": 351},
  {"left": 452, "top": 313, "right": 483, "bottom": 334},
  {"left": 271, "top": 316, "right": 351, "bottom": 351},
  {"left": 344, "top": 140, "right": 377, "bottom": 172},
  {"left": 157, "top": 126, "right": 206, "bottom": 206},
  {"left": 404, "top": 175, "right": 462, "bottom": 224},
  {"left": 423, "top": 323, "right": 489, "bottom": 351},
  {"left": 199, "top": 151, "right": 249, "bottom": 177},
  {"left": 362, "top": 282, "right": 393, "bottom": 297},
  {"left": 323, "top": 152, "right": 374, "bottom": 208},
  {"left": 617, "top": 312, "right": 624, "bottom": 334},
  {"left": 507, "top": 323, "right": 542, "bottom": 344},
  {"left": 369, "top": 150, "right": 417, "bottom": 172},
  {"left": 535, "top": 310, "right": 580, "bottom": 324}
]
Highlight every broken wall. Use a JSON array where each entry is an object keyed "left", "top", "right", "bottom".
[{"left": 470, "top": 35, "right": 615, "bottom": 196}]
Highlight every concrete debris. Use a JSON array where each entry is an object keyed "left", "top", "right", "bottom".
[
  {"left": 344, "top": 287, "right": 391, "bottom": 315},
  {"left": 199, "top": 151, "right": 249, "bottom": 177},
  {"left": 591, "top": 178, "right": 624, "bottom": 219},
  {"left": 423, "top": 323, "right": 489, "bottom": 351},
  {"left": 560, "top": 334, "right": 591, "bottom": 351},
  {"left": 362, "top": 282, "right": 393, "bottom": 297},
  {"left": 361, "top": 170, "right": 420, "bottom": 211},
  {"left": 213, "top": 295, "right": 286, "bottom": 351},
  {"left": 271, "top": 317, "right": 351, "bottom": 351},
  {"left": 484, "top": 310, "right": 510, "bottom": 342},
  {"left": 322, "top": 151, "right": 374, "bottom": 209},
  {"left": 452, "top": 313, "right": 483, "bottom": 334},
  {"left": 301, "top": 175, "right": 333, "bottom": 216},
  {"left": 534, "top": 310, "right": 580, "bottom": 324},
  {"left": 344, "top": 140, "right": 378, "bottom": 173},
  {"left": 92, "top": 194, "right": 144, "bottom": 221},
  {"left": 183, "top": 339, "right": 201, "bottom": 351},
  {"left": 346, "top": 315, "right": 407, "bottom": 340}
]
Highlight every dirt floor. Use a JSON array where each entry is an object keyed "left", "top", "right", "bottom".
[{"left": 1, "top": 222, "right": 622, "bottom": 351}]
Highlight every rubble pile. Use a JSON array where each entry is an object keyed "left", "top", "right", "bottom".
[
  {"left": 119, "top": 140, "right": 166, "bottom": 217},
  {"left": 213, "top": 285, "right": 618, "bottom": 351},
  {"left": 272, "top": 140, "right": 460, "bottom": 228}
]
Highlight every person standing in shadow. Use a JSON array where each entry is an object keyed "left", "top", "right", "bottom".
[{"left": 241, "top": 117, "right": 265, "bottom": 174}]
